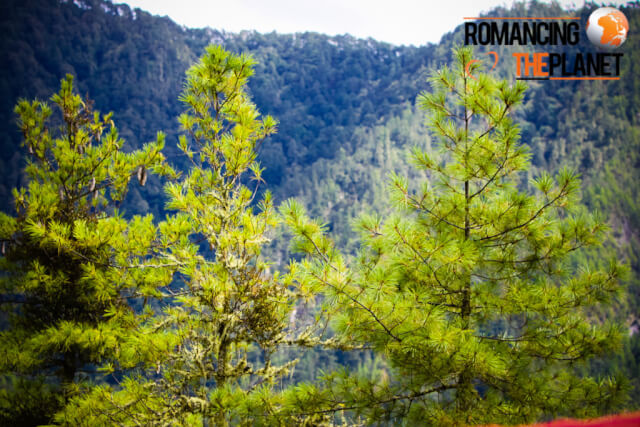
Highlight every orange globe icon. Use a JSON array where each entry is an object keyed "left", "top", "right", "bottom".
[{"left": 586, "top": 7, "right": 629, "bottom": 48}]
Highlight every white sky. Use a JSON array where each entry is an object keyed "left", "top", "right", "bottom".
[{"left": 118, "top": 0, "right": 629, "bottom": 46}]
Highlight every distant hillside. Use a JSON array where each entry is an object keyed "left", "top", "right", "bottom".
[{"left": 0, "top": 0, "right": 437, "bottom": 213}]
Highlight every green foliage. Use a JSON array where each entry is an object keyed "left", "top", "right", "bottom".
[
  {"left": 0, "top": 375, "right": 59, "bottom": 425},
  {"left": 0, "top": 74, "right": 166, "bottom": 424},
  {"left": 59, "top": 46, "right": 303, "bottom": 426},
  {"left": 282, "top": 47, "right": 627, "bottom": 425}
]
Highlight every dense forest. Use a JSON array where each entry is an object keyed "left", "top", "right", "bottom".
[{"left": 1, "top": 0, "right": 639, "bottom": 424}]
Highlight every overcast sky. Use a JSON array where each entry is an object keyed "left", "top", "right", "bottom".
[{"left": 119, "top": 0, "right": 628, "bottom": 46}]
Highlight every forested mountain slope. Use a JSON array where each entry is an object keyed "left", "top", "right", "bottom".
[{"left": 0, "top": 0, "right": 436, "bottom": 213}]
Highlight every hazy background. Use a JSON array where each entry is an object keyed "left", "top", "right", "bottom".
[{"left": 119, "top": 0, "right": 622, "bottom": 45}]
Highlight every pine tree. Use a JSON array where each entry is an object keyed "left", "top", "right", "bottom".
[
  {"left": 282, "top": 47, "right": 627, "bottom": 425},
  {"left": 0, "top": 75, "right": 167, "bottom": 424},
  {"left": 59, "top": 46, "right": 304, "bottom": 426}
]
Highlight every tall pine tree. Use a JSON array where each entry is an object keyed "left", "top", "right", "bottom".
[
  {"left": 59, "top": 46, "right": 305, "bottom": 426},
  {"left": 282, "top": 47, "right": 627, "bottom": 425},
  {"left": 0, "top": 75, "right": 167, "bottom": 424}
]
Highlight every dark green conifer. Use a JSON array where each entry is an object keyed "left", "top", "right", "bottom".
[{"left": 0, "top": 75, "right": 167, "bottom": 424}]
